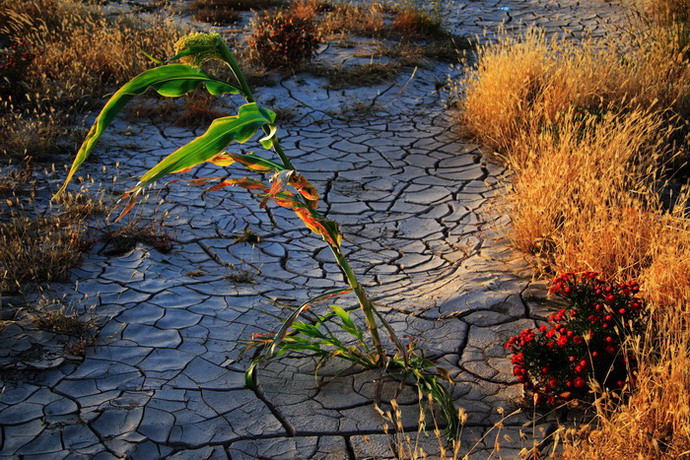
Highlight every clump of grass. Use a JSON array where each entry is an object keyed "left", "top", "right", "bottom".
[
  {"left": 391, "top": 7, "right": 443, "bottom": 40},
  {"left": 0, "top": 161, "right": 35, "bottom": 197},
  {"left": 643, "top": 0, "right": 690, "bottom": 26},
  {"left": 379, "top": 395, "right": 530, "bottom": 459},
  {"left": 234, "top": 227, "right": 261, "bottom": 244},
  {"left": 54, "top": 191, "right": 106, "bottom": 220},
  {"left": 204, "top": 0, "right": 284, "bottom": 10},
  {"left": 0, "top": 39, "right": 33, "bottom": 99},
  {"left": 190, "top": 0, "right": 239, "bottom": 25},
  {"left": 0, "top": 0, "right": 184, "bottom": 160},
  {"left": 1, "top": 0, "right": 183, "bottom": 107},
  {"left": 0, "top": 215, "right": 90, "bottom": 294},
  {"left": 319, "top": 1, "right": 385, "bottom": 39},
  {"left": 103, "top": 220, "right": 175, "bottom": 256},
  {"left": 26, "top": 298, "right": 99, "bottom": 358},
  {"left": 504, "top": 108, "right": 667, "bottom": 278},
  {"left": 457, "top": 28, "right": 689, "bottom": 154},
  {"left": 245, "top": 9, "right": 320, "bottom": 70},
  {"left": 124, "top": 97, "right": 178, "bottom": 122},
  {"left": 31, "top": 306, "right": 94, "bottom": 336},
  {"left": 226, "top": 268, "right": 255, "bottom": 283},
  {"left": 0, "top": 105, "right": 65, "bottom": 159},
  {"left": 308, "top": 62, "right": 402, "bottom": 89},
  {"left": 291, "top": 0, "right": 326, "bottom": 22}
]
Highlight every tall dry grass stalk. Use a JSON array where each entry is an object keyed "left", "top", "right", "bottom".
[{"left": 458, "top": 18, "right": 690, "bottom": 458}]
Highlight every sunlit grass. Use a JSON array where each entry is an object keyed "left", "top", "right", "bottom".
[{"left": 455, "top": 7, "right": 690, "bottom": 455}]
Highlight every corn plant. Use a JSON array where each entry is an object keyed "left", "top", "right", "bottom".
[{"left": 54, "top": 32, "right": 459, "bottom": 438}]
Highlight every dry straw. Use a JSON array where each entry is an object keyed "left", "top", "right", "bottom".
[{"left": 456, "top": 12, "right": 690, "bottom": 457}]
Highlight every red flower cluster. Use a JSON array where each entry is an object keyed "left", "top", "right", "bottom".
[
  {"left": 505, "top": 272, "right": 645, "bottom": 406},
  {"left": 0, "top": 40, "right": 33, "bottom": 98},
  {"left": 248, "top": 11, "right": 319, "bottom": 70}
]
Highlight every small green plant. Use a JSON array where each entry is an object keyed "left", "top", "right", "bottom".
[{"left": 54, "top": 32, "right": 459, "bottom": 438}]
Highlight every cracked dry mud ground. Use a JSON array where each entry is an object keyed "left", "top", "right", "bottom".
[{"left": 0, "top": 0, "right": 627, "bottom": 458}]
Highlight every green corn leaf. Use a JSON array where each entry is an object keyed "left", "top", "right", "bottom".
[
  {"left": 291, "top": 322, "right": 328, "bottom": 340},
  {"left": 54, "top": 64, "right": 241, "bottom": 198},
  {"left": 141, "top": 51, "right": 163, "bottom": 64},
  {"left": 330, "top": 305, "right": 364, "bottom": 337},
  {"left": 230, "top": 152, "right": 286, "bottom": 173},
  {"left": 129, "top": 103, "right": 276, "bottom": 194},
  {"left": 330, "top": 305, "right": 356, "bottom": 330},
  {"left": 267, "top": 287, "right": 352, "bottom": 358}
]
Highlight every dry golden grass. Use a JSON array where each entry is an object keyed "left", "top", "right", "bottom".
[
  {"left": 0, "top": 214, "right": 90, "bottom": 294},
  {"left": 319, "top": 1, "right": 385, "bottom": 39},
  {"left": 0, "top": 106, "right": 65, "bottom": 159},
  {"left": 0, "top": 2, "right": 183, "bottom": 99},
  {"left": 391, "top": 7, "right": 444, "bottom": 40},
  {"left": 174, "top": 91, "right": 227, "bottom": 127},
  {"left": 458, "top": 28, "right": 690, "bottom": 154},
  {"left": 0, "top": 0, "right": 183, "bottom": 159},
  {"left": 457, "top": 18, "right": 690, "bottom": 457},
  {"left": 641, "top": 0, "right": 690, "bottom": 25},
  {"left": 504, "top": 108, "right": 669, "bottom": 278},
  {"left": 291, "top": 0, "right": 324, "bottom": 22},
  {"left": 0, "top": 162, "right": 35, "bottom": 197}
]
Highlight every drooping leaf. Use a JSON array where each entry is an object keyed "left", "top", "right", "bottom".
[
  {"left": 290, "top": 174, "right": 320, "bottom": 202},
  {"left": 245, "top": 359, "right": 261, "bottom": 389},
  {"left": 129, "top": 103, "right": 276, "bottom": 194},
  {"left": 206, "top": 177, "right": 269, "bottom": 193},
  {"left": 270, "top": 191, "right": 305, "bottom": 210},
  {"left": 229, "top": 152, "right": 285, "bottom": 172},
  {"left": 110, "top": 192, "right": 140, "bottom": 222},
  {"left": 259, "top": 124, "right": 278, "bottom": 149},
  {"left": 295, "top": 209, "right": 342, "bottom": 247},
  {"left": 54, "top": 64, "right": 241, "bottom": 198}
]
